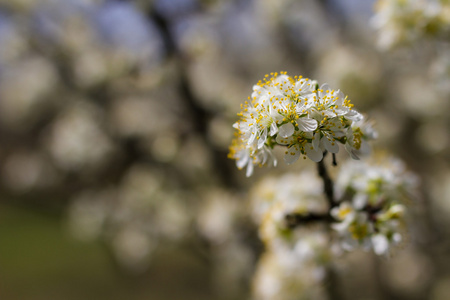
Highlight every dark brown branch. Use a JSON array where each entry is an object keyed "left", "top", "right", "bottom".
[
  {"left": 317, "top": 152, "right": 336, "bottom": 209},
  {"left": 285, "top": 213, "right": 333, "bottom": 229}
]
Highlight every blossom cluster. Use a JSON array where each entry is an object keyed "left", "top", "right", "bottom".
[
  {"left": 372, "top": 0, "right": 450, "bottom": 50},
  {"left": 228, "top": 72, "right": 376, "bottom": 176},
  {"left": 248, "top": 157, "right": 418, "bottom": 298},
  {"left": 331, "top": 157, "right": 419, "bottom": 255},
  {"left": 250, "top": 173, "right": 330, "bottom": 300},
  {"left": 251, "top": 173, "right": 328, "bottom": 247}
]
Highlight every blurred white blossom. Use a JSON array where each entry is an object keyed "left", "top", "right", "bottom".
[
  {"left": 332, "top": 156, "right": 418, "bottom": 255},
  {"left": 47, "top": 102, "right": 115, "bottom": 172},
  {"left": 372, "top": 0, "right": 450, "bottom": 50}
]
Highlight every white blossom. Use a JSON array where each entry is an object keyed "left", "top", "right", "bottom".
[{"left": 332, "top": 156, "right": 418, "bottom": 255}]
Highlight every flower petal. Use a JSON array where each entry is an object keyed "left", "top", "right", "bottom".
[
  {"left": 345, "top": 143, "right": 360, "bottom": 160},
  {"left": 248, "top": 130, "right": 257, "bottom": 145},
  {"left": 346, "top": 110, "right": 363, "bottom": 122},
  {"left": 257, "top": 128, "right": 267, "bottom": 149},
  {"left": 322, "top": 136, "right": 339, "bottom": 153},
  {"left": 236, "top": 150, "right": 249, "bottom": 169},
  {"left": 353, "top": 193, "right": 368, "bottom": 210},
  {"left": 305, "top": 144, "right": 323, "bottom": 162},
  {"left": 245, "top": 161, "right": 254, "bottom": 177},
  {"left": 276, "top": 134, "right": 291, "bottom": 145},
  {"left": 284, "top": 145, "right": 301, "bottom": 164},
  {"left": 312, "top": 132, "right": 321, "bottom": 150},
  {"left": 279, "top": 122, "right": 295, "bottom": 138},
  {"left": 257, "top": 136, "right": 266, "bottom": 149},
  {"left": 297, "top": 118, "right": 318, "bottom": 132},
  {"left": 372, "top": 234, "right": 389, "bottom": 255},
  {"left": 269, "top": 122, "right": 278, "bottom": 136}
]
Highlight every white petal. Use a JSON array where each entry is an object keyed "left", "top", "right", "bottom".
[
  {"left": 279, "top": 123, "right": 295, "bottom": 138},
  {"left": 345, "top": 143, "right": 360, "bottom": 160},
  {"left": 334, "top": 108, "right": 349, "bottom": 116},
  {"left": 257, "top": 136, "right": 266, "bottom": 149},
  {"left": 257, "top": 128, "right": 267, "bottom": 149},
  {"left": 236, "top": 150, "right": 249, "bottom": 169},
  {"left": 252, "top": 84, "right": 262, "bottom": 92},
  {"left": 274, "top": 75, "right": 291, "bottom": 88},
  {"left": 251, "top": 85, "right": 263, "bottom": 99},
  {"left": 372, "top": 235, "right": 389, "bottom": 255},
  {"left": 294, "top": 80, "right": 305, "bottom": 91},
  {"left": 319, "top": 84, "right": 331, "bottom": 98},
  {"left": 330, "top": 207, "right": 341, "bottom": 220},
  {"left": 312, "top": 132, "right": 321, "bottom": 150},
  {"left": 284, "top": 145, "right": 301, "bottom": 164},
  {"left": 245, "top": 161, "right": 254, "bottom": 177},
  {"left": 269, "top": 122, "right": 278, "bottom": 136},
  {"left": 332, "top": 131, "right": 346, "bottom": 138},
  {"left": 276, "top": 134, "right": 291, "bottom": 145},
  {"left": 297, "top": 118, "right": 318, "bottom": 132},
  {"left": 324, "top": 110, "right": 337, "bottom": 118},
  {"left": 320, "top": 83, "right": 331, "bottom": 91},
  {"left": 331, "top": 222, "right": 349, "bottom": 233},
  {"left": 305, "top": 144, "right": 323, "bottom": 162},
  {"left": 392, "top": 233, "right": 402, "bottom": 243},
  {"left": 248, "top": 130, "right": 257, "bottom": 145},
  {"left": 353, "top": 193, "right": 368, "bottom": 210},
  {"left": 322, "top": 136, "right": 339, "bottom": 153},
  {"left": 346, "top": 110, "right": 363, "bottom": 122},
  {"left": 335, "top": 90, "right": 345, "bottom": 106}
]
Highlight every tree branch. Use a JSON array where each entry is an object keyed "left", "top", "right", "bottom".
[
  {"left": 317, "top": 152, "right": 336, "bottom": 209},
  {"left": 285, "top": 212, "right": 332, "bottom": 229}
]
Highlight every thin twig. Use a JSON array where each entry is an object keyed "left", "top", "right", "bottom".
[{"left": 332, "top": 153, "right": 337, "bottom": 166}]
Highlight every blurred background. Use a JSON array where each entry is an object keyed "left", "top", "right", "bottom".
[{"left": 0, "top": 0, "right": 449, "bottom": 299}]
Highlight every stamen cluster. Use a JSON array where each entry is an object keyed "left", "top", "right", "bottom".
[{"left": 229, "top": 72, "right": 376, "bottom": 176}]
